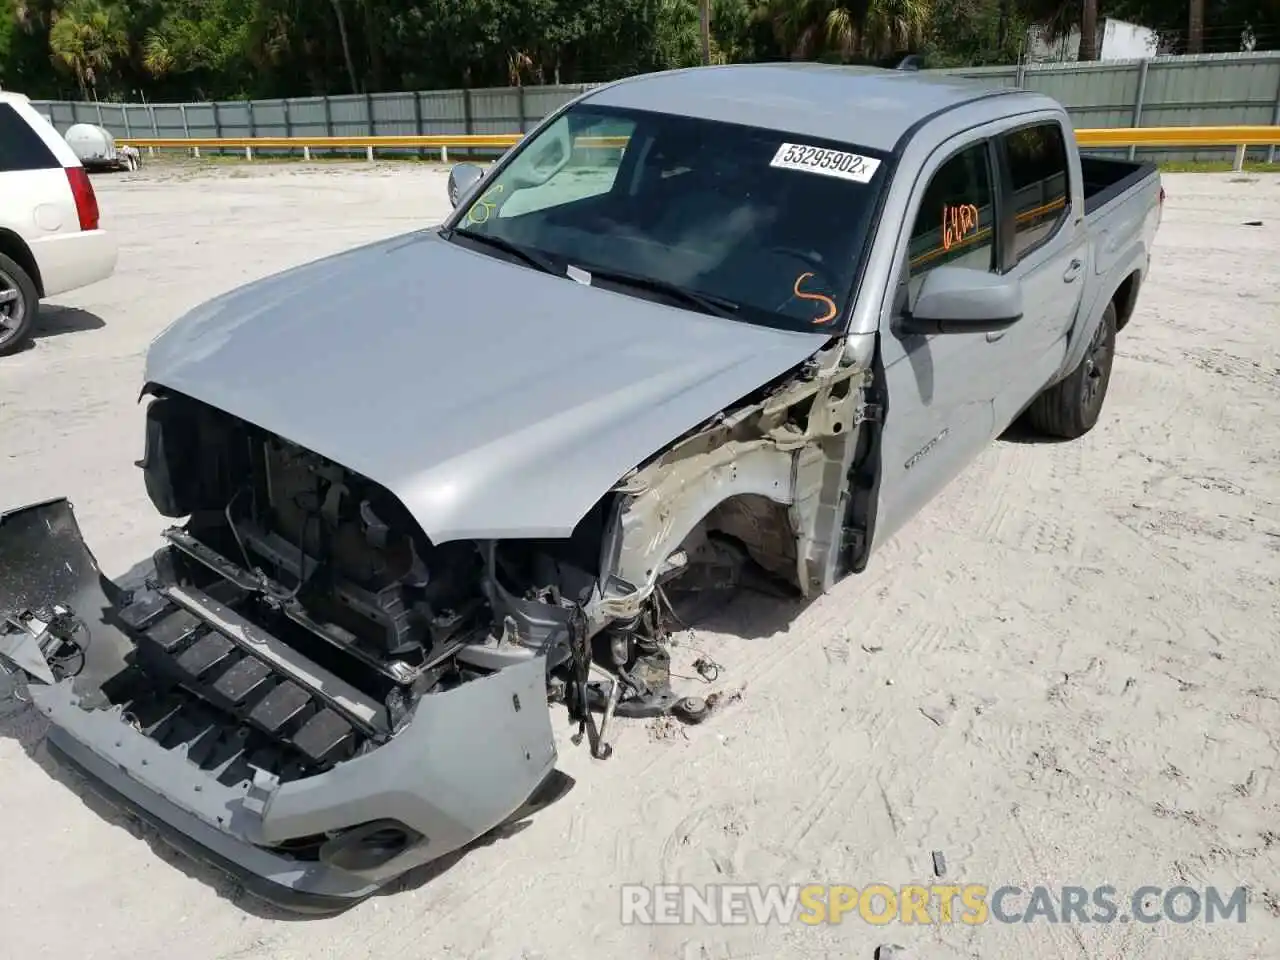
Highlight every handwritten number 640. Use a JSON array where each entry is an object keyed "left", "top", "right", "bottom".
[{"left": 942, "top": 203, "right": 980, "bottom": 251}]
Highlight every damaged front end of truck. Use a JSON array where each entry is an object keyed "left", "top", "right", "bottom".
[
  {"left": 0, "top": 266, "right": 881, "bottom": 913},
  {"left": 0, "top": 491, "right": 564, "bottom": 911}
]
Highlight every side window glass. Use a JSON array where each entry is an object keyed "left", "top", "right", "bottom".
[
  {"left": 0, "top": 105, "right": 59, "bottom": 172},
  {"left": 906, "top": 143, "right": 995, "bottom": 297},
  {"left": 1004, "top": 122, "right": 1069, "bottom": 262}
]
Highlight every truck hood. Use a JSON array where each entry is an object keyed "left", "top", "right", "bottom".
[{"left": 144, "top": 230, "right": 829, "bottom": 544}]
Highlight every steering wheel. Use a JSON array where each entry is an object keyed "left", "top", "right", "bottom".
[{"left": 768, "top": 245, "right": 826, "bottom": 271}]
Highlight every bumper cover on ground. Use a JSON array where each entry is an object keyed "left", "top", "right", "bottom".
[{"left": 1, "top": 498, "right": 559, "bottom": 909}]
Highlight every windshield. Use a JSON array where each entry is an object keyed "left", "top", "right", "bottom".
[{"left": 445, "top": 104, "right": 891, "bottom": 333}]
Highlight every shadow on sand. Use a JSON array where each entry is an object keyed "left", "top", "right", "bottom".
[
  {"left": 997, "top": 415, "right": 1075, "bottom": 446},
  {"left": 32, "top": 305, "right": 107, "bottom": 342},
  {"left": 0, "top": 698, "right": 573, "bottom": 920}
]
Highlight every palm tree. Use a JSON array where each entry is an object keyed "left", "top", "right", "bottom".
[
  {"left": 756, "top": 0, "right": 931, "bottom": 62},
  {"left": 1079, "top": 0, "right": 1098, "bottom": 59},
  {"left": 47, "top": 0, "right": 127, "bottom": 98},
  {"left": 700, "top": 0, "right": 712, "bottom": 64},
  {"left": 860, "top": 0, "right": 932, "bottom": 56},
  {"left": 1188, "top": 0, "right": 1204, "bottom": 52},
  {"left": 329, "top": 0, "right": 359, "bottom": 93},
  {"left": 141, "top": 32, "right": 176, "bottom": 79}
]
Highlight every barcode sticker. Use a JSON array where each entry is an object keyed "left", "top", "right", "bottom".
[{"left": 770, "top": 142, "right": 881, "bottom": 184}]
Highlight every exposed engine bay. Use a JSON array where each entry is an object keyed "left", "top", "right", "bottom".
[
  {"left": 126, "top": 332, "right": 869, "bottom": 768},
  {"left": 120, "top": 382, "right": 816, "bottom": 782},
  {"left": 126, "top": 390, "right": 597, "bottom": 774}
]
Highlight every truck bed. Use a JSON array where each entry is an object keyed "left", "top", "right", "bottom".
[{"left": 1081, "top": 155, "right": 1159, "bottom": 217}]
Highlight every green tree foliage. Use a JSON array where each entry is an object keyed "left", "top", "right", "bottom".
[
  {"left": 46, "top": 0, "right": 126, "bottom": 96},
  {"left": 0, "top": 5, "right": 12, "bottom": 69},
  {"left": 755, "top": 0, "right": 932, "bottom": 60},
  {"left": 923, "top": 0, "right": 1027, "bottom": 66},
  {"left": 1, "top": 0, "right": 1275, "bottom": 101}
]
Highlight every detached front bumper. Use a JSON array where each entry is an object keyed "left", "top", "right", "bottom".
[
  {"left": 42, "top": 701, "right": 382, "bottom": 912},
  {"left": 2, "top": 499, "right": 559, "bottom": 912}
]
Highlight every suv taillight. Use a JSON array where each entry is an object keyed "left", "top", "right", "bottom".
[{"left": 65, "top": 166, "right": 100, "bottom": 231}]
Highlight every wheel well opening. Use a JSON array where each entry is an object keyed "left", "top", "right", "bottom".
[
  {"left": 701, "top": 494, "right": 798, "bottom": 590},
  {"left": 0, "top": 229, "right": 43, "bottom": 297},
  {"left": 1112, "top": 271, "right": 1140, "bottom": 331}
]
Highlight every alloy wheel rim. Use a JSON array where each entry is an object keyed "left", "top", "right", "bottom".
[
  {"left": 0, "top": 268, "right": 25, "bottom": 347},
  {"left": 1081, "top": 319, "right": 1111, "bottom": 411}
]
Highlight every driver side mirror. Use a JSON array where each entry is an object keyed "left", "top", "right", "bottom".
[
  {"left": 447, "top": 162, "right": 485, "bottom": 208},
  {"left": 899, "top": 266, "right": 1023, "bottom": 336}
]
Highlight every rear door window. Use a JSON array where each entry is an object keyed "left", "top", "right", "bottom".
[
  {"left": 0, "top": 104, "right": 60, "bottom": 172},
  {"left": 1001, "top": 122, "right": 1070, "bottom": 263}
]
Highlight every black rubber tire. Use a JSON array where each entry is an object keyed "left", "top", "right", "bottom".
[
  {"left": 1025, "top": 301, "right": 1117, "bottom": 440},
  {"left": 0, "top": 252, "right": 38, "bottom": 357}
]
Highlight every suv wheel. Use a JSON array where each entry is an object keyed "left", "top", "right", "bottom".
[{"left": 0, "top": 252, "right": 38, "bottom": 356}]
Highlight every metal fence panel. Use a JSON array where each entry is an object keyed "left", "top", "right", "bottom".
[
  {"left": 183, "top": 103, "right": 219, "bottom": 139},
  {"left": 26, "top": 52, "right": 1280, "bottom": 164},
  {"left": 286, "top": 96, "right": 331, "bottom": 139},
  {"left": 326, "top": 93, "right": 369, "bottom": 139},
  {"left": 469, "top": 87, "right": 522, "bottom": 133}
]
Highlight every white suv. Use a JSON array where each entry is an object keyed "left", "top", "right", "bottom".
[{"left": 0, "top": 92, "right": 118, "bottom": 355}]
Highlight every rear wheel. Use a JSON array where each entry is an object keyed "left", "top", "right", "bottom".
[
  {"left": 1024, "top": 301, "right": 1117, "bottom": 440},
  {"left": 0, "top": 253, "right": 38, "bottom": 357}
]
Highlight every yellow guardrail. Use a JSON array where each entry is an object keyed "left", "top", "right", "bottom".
[
  {"left": 119, "top": 134, "right": 523, "bottom": 149},
  {"left": 1076, "top": 125, "right": 1280, "bottom": 146},
  {"left": 118, "top": 125, "right": 1280, "bottom": 168}
]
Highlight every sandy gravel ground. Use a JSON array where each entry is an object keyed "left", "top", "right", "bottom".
[{"left": 1, "top": 164, "right": 1278, "bottom": 960}]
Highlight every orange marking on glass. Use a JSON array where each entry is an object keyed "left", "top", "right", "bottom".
[{"left": 793, "top": 272, "right": 838, "bottom": 325}]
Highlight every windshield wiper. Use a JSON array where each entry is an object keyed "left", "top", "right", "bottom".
[
  {"left": 573, "top": 264, "right": 740, "bottom": 320},
  {"left": 447, "top": 227, "right": 562, "bottom": 277}
]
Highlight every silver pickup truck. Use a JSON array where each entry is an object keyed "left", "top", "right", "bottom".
[{"left": 0, "top": 64, "right": 1162, "bottom": 911}]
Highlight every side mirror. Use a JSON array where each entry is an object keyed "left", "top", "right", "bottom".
[
  {"left": 447, "top": 162, "right": 485, "bottom": 208},
  {"left": 900, "top": 266, "right": 1023, "bottom": 335}
]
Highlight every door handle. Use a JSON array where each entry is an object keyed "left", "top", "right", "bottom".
[
  {"left": 986, "top": 330, "right": 1007, "bottom": 342},
  {"left": 1063, "top": 258, "right": 1083, "bottom": 283}
]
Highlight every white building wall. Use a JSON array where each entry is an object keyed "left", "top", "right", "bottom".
[{"left": 1026, "top": 18, "right": 1157, "bottom": 63}]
